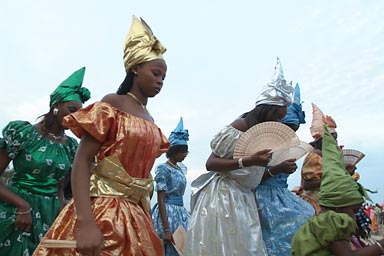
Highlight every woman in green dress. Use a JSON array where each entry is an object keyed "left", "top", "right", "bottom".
[
  {"left": 291, "top": 126, "right": 384, "bottom": 256},
  {"left": 0, "top": 67, "right": 90, "bottom": 255}
]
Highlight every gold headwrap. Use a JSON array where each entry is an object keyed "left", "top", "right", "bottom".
[{"left": 123, "top": 16, "right": 166, "bottom": 72}]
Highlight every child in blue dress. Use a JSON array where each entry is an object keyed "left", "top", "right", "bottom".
[{"left": 152, "top": 117, "right": 191, "bottom": 255}]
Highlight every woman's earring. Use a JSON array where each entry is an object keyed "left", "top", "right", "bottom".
[
  {"left": 133, "top": 71, "right": 138, "bottom": 75},
  {"left": 53, "top": 108, "right": 59, "bottom": 115}
]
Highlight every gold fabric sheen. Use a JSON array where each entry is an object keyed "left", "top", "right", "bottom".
[
  {"left": 123, "top": 16, "right": 166, "bottom": 72},
  {"left": 33, "top": 102, "right": 169, "bottom": 256},
  {"left": 89, "top": 156, "right": 153, "bottom": 214}
]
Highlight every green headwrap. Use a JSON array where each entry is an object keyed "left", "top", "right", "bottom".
[
  {"left": 49, "top": 67, "right": 91, "bottom": 107},
  {"left": 318, "top": 126, "right": 370, "bottom": 208}
]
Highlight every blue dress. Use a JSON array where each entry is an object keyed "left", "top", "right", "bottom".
[
  {"left": 256, "top": 172, "right": 315, "bottom": 256},
  {"left": 152, "top": 162, "right": 191, "bottom": 256}
]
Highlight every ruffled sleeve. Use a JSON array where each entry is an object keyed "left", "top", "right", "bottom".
[
  {"left": 314, "top": 211, "right": 355, "bottom": 246},
  {"left": 210, "top": 125, "right": 242, "bottom": 159},
  {"left": 154, "top": 164, "right": 168, "bottom": 192},
  {"left": 63, "top": 102, "right": 117, "bottom": 143},
  {"left": 291, "top": 211, "right": 355, "bottom": 255},
  {"left": 0, "top": 121, "right": 31, "bottom": 159}
]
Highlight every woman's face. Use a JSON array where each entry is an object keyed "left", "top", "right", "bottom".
[
  {"left": 133, "top": 59, "right": 167, "bottom": 98},
  {"left": 56, "top": 101, "right": 82, "bottom": 128}
]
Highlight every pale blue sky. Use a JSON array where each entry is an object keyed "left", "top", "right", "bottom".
[{"left": 1, "top": 0, "right": 383, "bottom": 210}]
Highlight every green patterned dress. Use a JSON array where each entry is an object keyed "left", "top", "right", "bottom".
[{"left": 0, "top": 121, "right": 77, "bottom": 256}]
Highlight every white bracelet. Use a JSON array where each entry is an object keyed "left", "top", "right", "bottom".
[
  {"left": 238, "top": 158, "right": 245, "bottom": 169},
  {"left": 266, "top": 167, "right": 275, "bottom": 177}
]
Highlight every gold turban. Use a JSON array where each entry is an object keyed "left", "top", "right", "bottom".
[{"left": 123, "top": 16, "right": 166, "bottom": 72}]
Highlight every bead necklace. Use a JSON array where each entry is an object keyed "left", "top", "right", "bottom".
[
  {"left": 127, "top": 92, "right": 146, "bottom": 109},
  {"left": 167, "top": 160, "right": 180, "bottom": 170},
  {"left": 48, "top": 132, "right": 64, "bottom": 140}
]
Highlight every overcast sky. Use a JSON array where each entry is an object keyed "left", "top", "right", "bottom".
[{"left": 1, "top": 0, "right": 383, "bottom": 210}]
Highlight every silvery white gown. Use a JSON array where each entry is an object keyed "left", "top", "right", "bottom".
[{"left": 185, "top": 125, "right": 268, "bottom": 256}]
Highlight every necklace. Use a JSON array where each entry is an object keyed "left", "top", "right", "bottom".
[
  {"left": 167, "top": 160, "right": 180, "bottom": 170},
  {"left": 48, "top": 132, "right": 64, "bottom": 140},
  {"left": 127, "top": 92, "right": 146, "bottom": 109}
]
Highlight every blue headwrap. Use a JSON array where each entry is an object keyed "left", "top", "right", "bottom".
[
  {"left": 168, "top": 117, "right": 189, "bottom": 147},
  {"left": 281, "top": 83, "right": 305, "bottom": 126}
]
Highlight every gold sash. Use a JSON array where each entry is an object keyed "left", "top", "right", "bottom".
[{"left": 89, "top": 156, "right": 152, "bottom": 214}]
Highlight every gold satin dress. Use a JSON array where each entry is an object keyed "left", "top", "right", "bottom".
[{"left": 33, "top": 102, "right": 169, "bottom": 256}]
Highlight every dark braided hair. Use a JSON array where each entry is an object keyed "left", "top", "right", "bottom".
[
  {"left": 241, "top": 104, "right": 287, "bottom": 128},
  {"left": 116, "top": 70, "right": 135, "bottom": 95},
  {"left": 36, "top": 107, "right": 59, "bottom": 135}
]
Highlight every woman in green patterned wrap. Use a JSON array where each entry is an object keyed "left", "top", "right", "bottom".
[{"left": 0, "top": 67, "right": 90, "bottom": 255}]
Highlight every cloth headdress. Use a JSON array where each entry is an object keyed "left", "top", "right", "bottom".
[
  {"left": 255, "top": 57, "right": 294, "bottom": 107},
  {"left": 168, "top": 117, "right": 189, "bottom": 147},
  {"left": 309, "top": 103, "right": 337, "bottom": 140},
  {"left": 123, "top": 16, "right": 166, "bottom": 72},
  {"left": 281, "top": 83, "right": 306, "bottom": 127},
  {"left": 318, "top": 126, "right": 370, "bottom": 208},
  {"left": 49, "top": 67, "right": 91, "bottom": 107}
]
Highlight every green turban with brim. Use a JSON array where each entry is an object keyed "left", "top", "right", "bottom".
[
  {"left": 318, "top": 125, "right": 371, "bottom": 208},
  {"left": 49, "top": 67, "right": 91, "bottom": 107}
]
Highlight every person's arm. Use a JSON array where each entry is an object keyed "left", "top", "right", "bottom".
[
  {"left": 329, "top": 238, "right": 384, "bottom": 256},
  {"left": 0, "top": 150, "right": 32, "bottom": 231},
  {"left": 57, "top": 178, "right": 65, "bottom": 211},
  {"left": 157, "top": 190, "right": 174, "bottom": 244},
  {"left": 72, "top": 132, "right": 104, "bottom": 256},
  {"left": 206, "top": 149, "right": 272, "bottom": 172},
  {"left": 261, "top": 158, "right": 297, "bottom": 181}
]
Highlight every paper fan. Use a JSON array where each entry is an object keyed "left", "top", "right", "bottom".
[
  {"left": 172, "top": 225, "right": 187, "bottom": 255},
  {"left": 269, "top": 141, "right": 313, "bottom": 166},
  {"left": 233, "top": 121, "right": 300, "bottom": 159},
  {"left": 342, "top": 149, "right": 365, "bottom": 166}
]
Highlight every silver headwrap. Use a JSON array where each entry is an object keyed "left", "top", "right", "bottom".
[{"left": 255, "top": 57, "right": 294, "bottom": 107}]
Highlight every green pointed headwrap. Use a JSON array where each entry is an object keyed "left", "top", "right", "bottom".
[
  {"left": 49, "top": 67, "right": 91, "bottom": 107},
  {"left": 318, "top": 125, "right": 370, "bottom": 208}
]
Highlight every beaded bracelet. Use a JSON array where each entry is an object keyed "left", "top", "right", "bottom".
[
  {"left": 16, "top": 208, "right": 32, "bottom": 215},
  {"left": 375, "top": 240, "right": 384, "bottom": 254}
]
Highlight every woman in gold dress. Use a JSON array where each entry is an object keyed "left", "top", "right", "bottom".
[{"left": 33, "top": 16, "right": 169, "bottom": 256}]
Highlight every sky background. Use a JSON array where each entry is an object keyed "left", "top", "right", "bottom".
[{"left": 1, "top": 0, "right": 383, "bottom": 210}]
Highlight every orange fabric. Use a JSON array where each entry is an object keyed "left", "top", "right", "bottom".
[{"left": 33, "top": 102, "right": 169, "bottom": 255}]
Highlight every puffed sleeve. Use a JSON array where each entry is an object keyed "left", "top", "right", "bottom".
[
  {"left": 63, "top": 102, "right": 118, "bottom": 143},
  {"left": 314, "top": 211, "right": 355, "bottom": 246},
  {"left": 0, "top": 121, "right": 31, "bottom": 159},
  {"left": 210, "top": 125, "right": 242, "bottom": 159},
  {"left": 154, "top": 164, "right": 169, "bottom": 192},
  {"left": 155, "top": 128, "right": 170, "bottom": 158}
]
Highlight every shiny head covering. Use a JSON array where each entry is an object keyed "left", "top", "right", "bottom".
[
  {"left": 123, "top": 15, "right": 166, "bottom": 72},
  {"left": 255, "top": 57, "right": 294, "bottom": 107},
  {"left": 318, "top": 126, "right": 370, "bottom": 208},
  {"left": 49, "top": 67, "right": 91, "bottom": 107},
  {"left": 168, "top": 117, "right": 189, "bottom": 147},
  {"left": 309, "top": 103, "right": 337, "bottom": 140},
  {"left": 281, "top": 83, "right": 305, "bottom": 127}
]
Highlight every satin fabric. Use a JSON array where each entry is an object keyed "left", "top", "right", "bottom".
[
  {"left": 186, "top": 125, "right": 267, "bottom": 256},
  {"left": 0, "top": 121, "right": 77, "bottom": 255},
  {"left": 33, "top": 102, "right": 169, "bottom": 256},
  {"left": 256, "top": 173, "right": 315, "bottom": 256},
  {"left": 300, "top": 152, "right": 323, "bottom": 214},
  {"left": 291, "top": 211, "right": 355, "bottom": 256}
]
